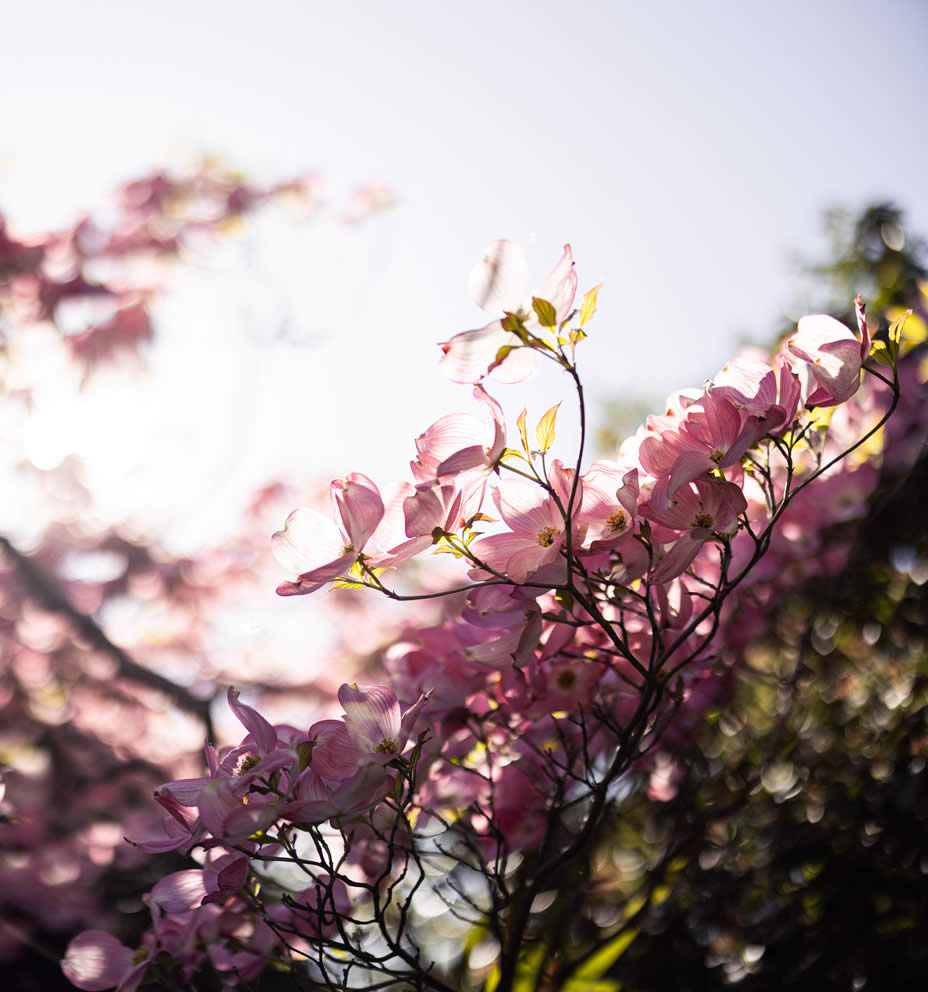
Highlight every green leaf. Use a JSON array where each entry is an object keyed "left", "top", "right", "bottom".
[
  {"left": 563, "top": 929, "right": 638, "bottom": 990},
  {"left": 330, "top": 576, "right": 365, "bottom": 590},
  {"left": 579, "top": 282, "right": 602, "bottom": 326},
  {"left": 517, "top": 407, "right": 530, "bottom": 455},
  {"left": 296, "top": 740, "right": 314, "bottom": 773},
  {"left": 562, "top": 981, "right": 621, "bottom": 992},
  {"left": 869, "top": 340, "right": 894, "bottom": 367},
  {"left": 432, "top": 536, "right": 465, "bottom": 558},
  {"left": 515, "top": 942, "right": 549, "bottom": 992},
  {"left": 501, "top": 312, "right": 531, "bottom": 344},
  {"left": 536, "top": 402, "right": 561, "bottom": 453},
  {"left": 532, "top": 296, "right": 557, "bottom": 329},
  {"left": 493, "top": 344, "right": 515, "bottom": 369},
  {"left": 889, "top": 308, "right": 910, "bottom": 346},
  {"left": 408, "top": 733, "right": 427, "bottom": 780}
]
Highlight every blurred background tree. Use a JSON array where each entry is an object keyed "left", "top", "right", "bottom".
[{"left": 0, "top": 166, "right": 410, "bottom": 991}]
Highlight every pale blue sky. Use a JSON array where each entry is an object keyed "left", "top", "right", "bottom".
[{"left": 3, "top": 0, "right": 927, "bottom": 491}]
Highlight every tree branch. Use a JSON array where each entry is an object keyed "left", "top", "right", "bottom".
[{"left": 1, "top": 534, "right": 215, "bottom": 743}]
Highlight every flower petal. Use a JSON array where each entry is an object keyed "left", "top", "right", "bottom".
[
  {"left": 532, "top": 243, "right": 577, "bottom": 321},
  {"left": 151, "top": 869, "right": 211, "bottom": 913},
  {"left": 439, "top": 319, "right": 513, "bottom": 384},
  {"left": 226, "top": 687, "right": 278, "bottom": 755},
  {"left": 331, "top": 473, "right": 384, "bottom": 550},
  {"left": 271, "top": 507, "right": 345, "bottom": 575},
  {"left": 338, "top": 683, "right": 401, "bottom": 750},
  {"left": 467, "top": 240, "right": 530, "bottom": 313},
  {"left": 61, "top": 931, "right": 133, "bottom": 991}
]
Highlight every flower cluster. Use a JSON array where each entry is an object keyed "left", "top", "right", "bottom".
[
  {"left": 58, "top": 241, "right": 909, "bottom": 990},
  {"left": 61, "top": 684, "right": 427, "bottom": 989}
]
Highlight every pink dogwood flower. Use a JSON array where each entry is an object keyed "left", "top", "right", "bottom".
[
  {"left": 136, "top": 688, "right": 297, "bottom": 850},
  {"left": 439, "top": 241, "right": 578, "bottom": 384},
  {"left": 785, "top": 310, "right": 869, "bottom": 407},
  {"left": 643, "top": 476, "right": 747, "bottom": 584},
  {"left": 709, "top": 353, "right": 800, "bottom": 436},
  {"left": 308, "top": 683, "right": 429, "bottom": 781},
  {"left": 413, "top": 384, "right": 506, "bottom": 481},
  {"left": 368, "top": 480, "right": 467, "bottom": 568},
  {"left": 638, "top": 389, "right": 765, "bottom": 498},
  {"left": 577, "top": 461, "right": 640, "bottom": 551},
  {"left": 273, "top": 473, "right": 384, "bottom": 596},
  {"left": 470, "top": 461, "right": 584, "bottom": 584},
  {"left": 281, "top": 763, "right": 395, "bottom": 825}
]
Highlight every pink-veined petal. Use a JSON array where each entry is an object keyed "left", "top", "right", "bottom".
[
  {"left": 470, "top": 530, "right": 537, "bottom": 576},
  {"left": 494, "top": 479, "right": 558, "bottom": 537},
  {"left": 416, "top": 412, "right": 492, "bottom": 471},
  {"left": 219, "top": 801, "right": 280, "bottom": 843},
  {"left": 368, "top": 534, "right": 433, "bottom": 569},
  {"left": 275, "top": 559, "right": 354, "bottom": 596},
  {"left": 403, "top": 484, "right": 446, "bottom": 538},
  {"left": 466, "top": 624, "right": 525, "bottom": 662},
  {"left": 272, "top": 507, "right": 346, "bottom": 575},
  {"left": 439, "top": 319, "right": 513, "bottom": 384},
  {"left": 854, "top": 295, "right": 871, "bottom": 359},
  {"left": 668, "top": 450, "right": 716, "bottom": 498},
  {"left": 280, "top": 797, "right": 338, "bottom": 825},
  {"left": 198, "top": 780, "right": 278, "bottom": 843},
  {"left": 226, "top": 687, "right": 278, "bottom": 755},
  {"left": 505, "top": 543, "right": 562, "bottom": 584},
  {"left": 650, "top": 530, "right": 710, "bottom": 584},
  {"left": 290, "top": 764, "right": 392, "bottom": 821},
  {"left": 787, "top": 313, "right": 863, "bottom": 405},
  {"left": 396, "top": 691, "right": 430, "bottom": 750},
  {"left": 151, "top": 869, "right": 211, "bottom": 913},
  {"left": 488, "top": 344, "right": 540, "bottom": 383},
  {"left": 332, "top": 473, "right": 384, "bottom": 550},
  {"left": 711, "top": 357, "right": 777, "bottom": 414},
  {"left": 153, "top": 777, "right": 210, "bottom": 808},
  {"left": 367, "top": 481, "right": 416, "bottom": 555},
  {"left": 474, "top": 384, "right": 506, "bottom": 462},
  {"left": 203, "top": 856, "right": 249, "bottom": 904},
  {"left": 789, "top": 313, "right": 857, "bottom": 358},
  {"left": 467, "top": 240, "right": 531, "bottom": 313},
  {"left": 338, "top": 683, "right": 401, "bottom": 749},
  {"left": 532, "top": 243, "right": 577, "bottom": 321},
  {"left": 307, "top": 719, "right": 363, "bottom": 780},
  {"left": 437, "top": 444, "right": 489, "bottom": 476},
  {"left": 126, "top": 810, "right": 197, "bottom": 854}
]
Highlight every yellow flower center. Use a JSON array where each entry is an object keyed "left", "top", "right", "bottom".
[
  {"left": 692, "top": 511, "right": 714, "bottom": 529},
  {"left": 237, "top": 753, "right": 260, "bottom": 776},
  {"left": 606, "top": 509, "right": 626, "bottom": 533},
  {"left": 375, "top": 737, "right": 399, "bottom": 754},
  {"left": 537, "top": 525, "right": 560, "bottom": 547}
]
